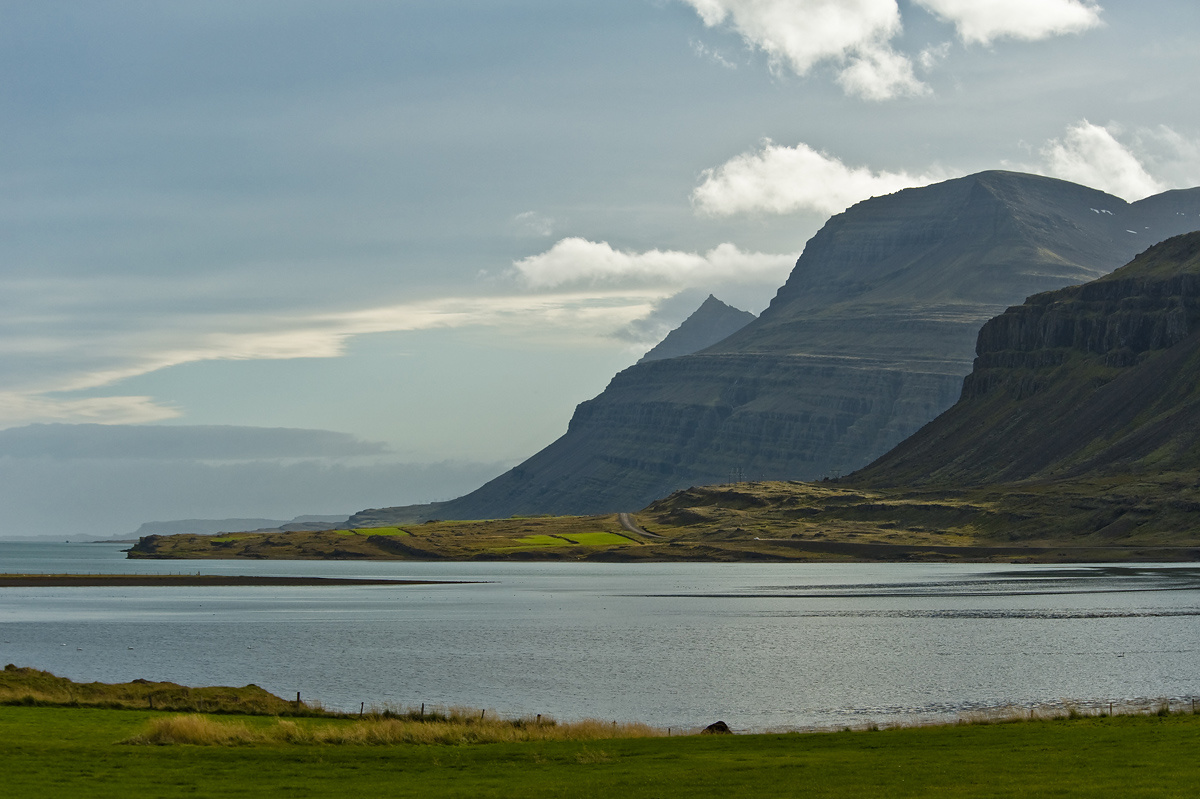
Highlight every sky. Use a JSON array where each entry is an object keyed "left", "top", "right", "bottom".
[{"left": 3, "top": 0, "right": 1200, "bottom": 537}]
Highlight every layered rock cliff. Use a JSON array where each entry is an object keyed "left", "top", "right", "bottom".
[
  {"left": 392, "top": 172, "right": 1200, "bottom": 521},
  {"left": 856, "top": 231, "right": 1200, "bottom": 487}
]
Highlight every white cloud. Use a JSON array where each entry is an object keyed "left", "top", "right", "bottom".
[
  {"left": 1040, "top": 120, "right": 1165, "bottom": 201},
  {"left": 691, "top": 39, "right": 738, "bottom": 69},
  {"left": 681, "top": 0, "right": 926, "bottom": 100},
  {"left": 511, "top": 210, "right": 555, "bottom": 237},
  {"left": 1131, "top": 125, "right": 1200, "bottom": 188},
  {"left": 914, "top": 0, "right": 1103, "bottom": 45},
  {"left": 836, "top": 42, "right": 929, "bottom": 101},
  {"left": 682, "top": 0, "right": 1104, "bottom": 99},
  {"left": 918, "top": 42, "right": 952, "bottom": 72},
  {"left": 0, "top": 393, "right": 181, "bottom": 427},
  {"left": 693, "top": 139, "right": 948, "bottom": 216},
  {"left": 510, "top": 237, "right": 795, "bottom": 289}
]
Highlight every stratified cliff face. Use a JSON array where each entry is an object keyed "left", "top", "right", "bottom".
[
  {"left": 856, "top": 232, "right": 1200, "bottom": 487},
  {"left": 423, "top": 173, "right": 1200, "bottom": 520}
]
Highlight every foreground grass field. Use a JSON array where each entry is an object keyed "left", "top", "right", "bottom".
[{"left": 3, "top": 704, "right": 1199, "bottom": 798}]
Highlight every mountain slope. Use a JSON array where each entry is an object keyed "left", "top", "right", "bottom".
[{"left": 422, "top": 172, "right": 1200, "bottom": 520}]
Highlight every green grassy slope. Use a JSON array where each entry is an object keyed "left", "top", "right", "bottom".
[{"left": 856, "top": 232, "right": 1200, "bottom": 489}]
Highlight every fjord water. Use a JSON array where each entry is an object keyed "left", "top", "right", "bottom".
[{"left": 2, "top": 543, "right": 1198, "bottom": 731}]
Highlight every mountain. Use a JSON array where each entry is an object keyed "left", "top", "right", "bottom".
[
  {"left": 638, "top": 295, "right": 755, "bottom": 363},
  {"left": 854, "top": 230, "right": 1200, "bottom": 489},
  {"left": 130, "top": 515, "right": 350, "bottom": 537},
  {"left": 400, "top": 172, "right": 1200, "bottom": 521},
  {"left": 629, "top": 234, "right": 1200, "bottom": 554}
]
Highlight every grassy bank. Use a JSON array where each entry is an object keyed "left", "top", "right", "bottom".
[
  {"left": 0, "top": 665, "right": 329, "bottom": 716},
  {"left": 127, "top": 479, "right": 1200, "bottom": 563},
  {"left": 3, "top": 704, "right": 1199, "bottom": 797}
]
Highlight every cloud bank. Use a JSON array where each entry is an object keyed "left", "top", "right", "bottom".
[
  {"left": 0, "top": 456, "right": 508, "bottom": 539},
  {"left": 681, "top": 0, "right": 1103, "bottom": 99},
  {"left": 0, "top": 290, "right": 670, "bottom": 429},
  {"left": 693, "top": 139, "right": 946, "bottom": 216},
  {"left": 0, "top": 423, "right": 388, "bottom": 460}
]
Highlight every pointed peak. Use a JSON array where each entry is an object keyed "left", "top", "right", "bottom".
[{"left": 638, "top": 295, "right": 756, "bottom": 363}]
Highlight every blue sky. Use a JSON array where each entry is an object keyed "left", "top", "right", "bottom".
[{"left": 2, "top": 1, "right": 1199, "bottom": 535}]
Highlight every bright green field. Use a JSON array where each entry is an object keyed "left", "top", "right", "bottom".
[
  {"left": 4, "top": 706, "right": 1200, "bottom": 798},
  {"left": 335, "top": 527, "right": 409, "bottom": 537},
  {"left": 501, "top": 532, "right": 634, "bottom": 551}
]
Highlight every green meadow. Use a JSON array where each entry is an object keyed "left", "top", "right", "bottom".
[{"left": 3, "top": 704, "right": 1199, "bottom": 798}]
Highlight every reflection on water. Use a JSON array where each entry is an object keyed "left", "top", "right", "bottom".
[{"left": 1, "top": 543, "right": 1198, "bottom": 730}]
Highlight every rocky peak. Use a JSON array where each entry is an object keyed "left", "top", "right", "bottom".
[{"left": 638, "top": 295, "right": 755, "bottom": 363}]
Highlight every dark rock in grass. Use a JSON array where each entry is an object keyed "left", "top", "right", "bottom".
[{"left": 702, "top": 720, "right": 733, "bottom": 734}]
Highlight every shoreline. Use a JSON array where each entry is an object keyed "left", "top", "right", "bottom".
[{"left": 0, "top": 573, "right": 477, "bottom": 587}]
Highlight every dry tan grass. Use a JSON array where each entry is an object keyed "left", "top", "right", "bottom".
[{"left": 123, "top": 713, "right": 670, "bottom": 746}]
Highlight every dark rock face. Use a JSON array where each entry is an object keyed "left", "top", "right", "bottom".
[
  {"left": 638, "top": 295, "right": 755, "bottom": 363},
  {"left": 414, "top": 173, "right": 1200, "bottom": 521},
  {"left": 701, "top": 721, "right": 733, "bottom": 735},
  {"left": 857, "top": 232, "right": 1200, "bottom": 487}
]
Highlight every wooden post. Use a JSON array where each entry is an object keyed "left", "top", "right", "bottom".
[
  {"left": 360, "top": 702, "right": 364, "bottom": 717},
  {"left": 296, "top": 691, "right": 301, "bottom": 710},
  {"left": 420, "top": 703, "right": 424, "bottom": 719},
  {"left": 480, "top": 709, "right": 486, "bottom": 721},
  {"left": 536, "top": 714, "right": 541, "bottom": 725}
]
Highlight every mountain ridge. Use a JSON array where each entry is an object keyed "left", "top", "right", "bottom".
[{"left": 375, "top": 171, "right": 1200, "bottom": 522}]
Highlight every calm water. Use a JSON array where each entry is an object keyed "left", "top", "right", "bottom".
[{"left": 2, "top": 542, "right": 1199, "bottom": 730}]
